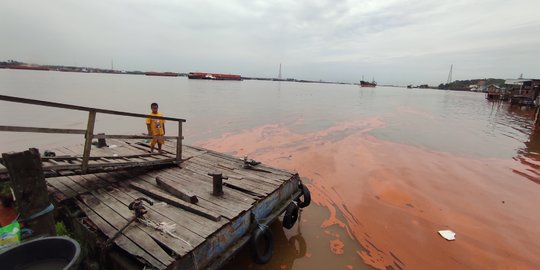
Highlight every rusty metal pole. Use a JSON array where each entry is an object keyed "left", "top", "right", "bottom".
[{"left": 208, "top": 172, "right": 227, "bottom": 196}]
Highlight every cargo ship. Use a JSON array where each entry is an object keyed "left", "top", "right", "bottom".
[
  {"left": 188, "top": 72, "right": 242, "bottom": 81},
  {"left": 360, "top": 80, "right": 377, "bottom": 87},
  {"left": 9, "top": 65, "right": 50, "bottom": 71},
  {"left": 144, "top": 72, "right": 179, "bottom": 77}
]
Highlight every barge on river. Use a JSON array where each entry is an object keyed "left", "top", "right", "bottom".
[
  {"left": 0, "top": 95, "right": 309, "bottom": 269},
  {"left": 360, "top": 80, "right": 377, "bottom": 87},
  {"left": 188, "top": 72, "right": 242, "bottom": 81}
]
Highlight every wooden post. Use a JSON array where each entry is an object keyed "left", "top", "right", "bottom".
[
  {"left": 82, "top": 110, "right": 96, "bottom": 173},
  {"left": 2, "top": 148, "right": 56, "bottom": 238},
  {"left": 176, "top": 121, "right": 183, "bottom": 163}
]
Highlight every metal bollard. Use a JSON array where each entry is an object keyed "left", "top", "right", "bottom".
[
  {"left": 97, "top": 133, "right": 107, "bottom": 148},
  {"left": 208, "top": 172, "right": 228, "bottom": 196}
]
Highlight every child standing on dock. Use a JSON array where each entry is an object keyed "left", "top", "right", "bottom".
[{"left": 146, "top": 102, "right": 166, "bottom": 153}]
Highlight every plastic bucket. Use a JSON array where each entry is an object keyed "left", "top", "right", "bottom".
[{"left": 0, "top": 236, "right": 80, "bottom": 270}]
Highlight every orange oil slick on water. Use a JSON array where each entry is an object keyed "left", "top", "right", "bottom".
[
  {"left": 199, "top": 118, "right": 540, "bottom": 270},
  {"left": 330, "top": 239, "right": 345, "bottom": 255}
]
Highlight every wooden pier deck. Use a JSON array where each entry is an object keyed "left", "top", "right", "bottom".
[
  {"left": 46, "top": 139, "right": 301, "bottom": 269},
  {"left": 0, "top": 95, "right": 307, "bottom": 269}
]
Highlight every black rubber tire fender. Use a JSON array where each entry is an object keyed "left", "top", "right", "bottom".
[
  {"left": 282, "top": 202, "right": 299, "bottom": 229},
  {"left": 250, "top": 225, "right": 274, "bottom": 264},
  {"left": 295, "top": 183, "right": 311, "bottom": 208}
]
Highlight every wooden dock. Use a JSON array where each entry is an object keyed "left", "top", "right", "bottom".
[
  {"left": 46, "top": 139, "right": 302, "bottom": 269},
  {"left": 0, "top": 95, "right": 309, "bottom": 269}
]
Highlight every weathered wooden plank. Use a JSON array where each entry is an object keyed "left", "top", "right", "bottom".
[
  {"left": 189, "top": 144, "right": 295, "bottom": 176},
  {"left": 168, "top": 166, "right": 261, "bottom": 204},
  {"left": 82, "top": 110, "right": 96, "bottom": 173},
  {"left": 94, "top": 134, "right": 180, "bottom": 140},
  {"left": 107, "top": 140, "right": 153, "bottom": 162},
  {"left": 42, "top": 152, "right": 165, "bottom": 161},
  {"left": 60, "top": 175, "right": 90, "bottom": 193},
  {"left": 75, "top": 200, "right": 167, "bottom": 269},
  {"left": 181, "top": 165, "right": 269, "bottom": 198},
  {"left": 37, "top": 158, "right": 176, "bottom": 172},
  {"left": 186, "top": 151, "right": 287, "bottom": 185},
  {"left": 78, "top": 193, "right": 174, "bottom": 267},
  {"left": 176, "top": 122, "right": 182, "bottom": 163},
  {"left": 0, "top": 94, "right": 186, "bottom": 122},
  {"left": 173, "top": 162, "right": 270, "bottom": 199},
  {"left": 46, "top": 177, "right": 79, "bottom": 199},
  {"left": 130, "top": 181, "right": 221, "bottom": 221},
  {"left": 125, "top": 142, "right": 176, "bottom": 159},
  {"left": 47, "top": 185, "right": 67, "bottom": 202},
  {"left": 156, "top": 176, "right": 198, "bottom": 203},
  {"left": 79, "top": 173, "right": 120, "bottom": 187},
  {"left": 57, "top": 171, "right": 76, "bottom": 176},
  {"left": 191, "top": 154, "right": 286, "bottom": 184},
  {"left": 67, "top": 174, "right": 107, "bottom": 192},
  {"left": 103, "top": 160, "right": 252, "bottom": 217},
  {"left": 130, "top": 172, "right": 240, "bottom": 220},
  {"left": 0, "top": 125, "right": 86, "bottom": 134},
  {"left": 107, "top": 179, "right": 227, "bottom": 238},
  {"left": 183, "top": 160, "right": 275, "bottom": 195},
  {"left": 103, "top": 188, "right": 208, "bottom": 243},
  {"left": 91, "top": 189, "right": 198, "bottom": 257},
  {"left": 155, "top": 169, "right": 255, "bottom": 210}
]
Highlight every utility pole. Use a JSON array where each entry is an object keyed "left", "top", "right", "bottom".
[
  {"left": 447, "top": 64, "right": 453, "bottom": 84},
  {"left": 278, "top": 63, "right": 282, "bottom": 80}
]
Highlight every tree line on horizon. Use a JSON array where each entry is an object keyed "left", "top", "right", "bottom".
[{"left": 438, "top": 78, "right": 506, "bottom": 90}]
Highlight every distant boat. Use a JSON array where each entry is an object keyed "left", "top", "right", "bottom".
[
  {"left": 10, "top": 65, "right": 49, "bottom": 71},
  {"left": 188, "top": 72, "right": 242, "bottom": 81},
  {"left": 144, "top": 72, "right": 178, "bottom": 77},
  {"left": 360, "top": 80, "right": 377, "bottom": 87}
]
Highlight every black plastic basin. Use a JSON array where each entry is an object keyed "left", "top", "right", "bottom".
[{"left": 0, "top": 236, "right": 80, "bottom": 270}]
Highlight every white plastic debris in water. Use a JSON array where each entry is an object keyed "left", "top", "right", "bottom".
[{"left": 438, "top": 230, "right": 456, "bottom": 241}]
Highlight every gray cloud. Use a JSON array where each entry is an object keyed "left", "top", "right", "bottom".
[{"left": 1, "top": 0, "right": 539, "bottom": 85}]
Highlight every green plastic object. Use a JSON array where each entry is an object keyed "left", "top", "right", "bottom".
[{"left": 0, "top": 220, "right": 20, "bottom": 249}]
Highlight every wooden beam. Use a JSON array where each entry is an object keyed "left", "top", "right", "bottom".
[
  {"left": 156, "top": 176, "right": 198, "bottom": 203},
  {"left": 2, "top": 148, "right": 56, "bottom": 238},
  {"left": 129, "top": 182, "right": 221, "bottom": 221},
  {"left": 81, "top": 110, "right": 96, "bottom": 173},
  {"left": 176, "top": 122, "right": 183, "bottom": 163},
  {"left": 93, "top": 134, "right": 182, "bottom": 140},
  {"left": 42, "top": 152, "right": 165, "bottom": 161},
  {"left": 0, "top": 94, "right": 186, "bottom": 122},
  {"left": 0, "top": 126, "right": 86, "bottom": 134}
]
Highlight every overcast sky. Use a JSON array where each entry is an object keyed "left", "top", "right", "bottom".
[{"left": 2, "top": 0, "right": 539, "bottom": 85}]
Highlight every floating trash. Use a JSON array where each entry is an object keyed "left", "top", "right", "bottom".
[{"left": 438, "top": 229, "right": 456, "bottom": 241}]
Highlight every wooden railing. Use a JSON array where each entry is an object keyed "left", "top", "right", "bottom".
[{"left": 0, "top": 94, "right": 186, "bottom": 173}]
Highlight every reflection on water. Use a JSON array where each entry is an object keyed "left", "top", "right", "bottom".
[
  {"left": 221, "top": 204, "right": 372, "bottom": 270},
  {"left": 505, "top": 104, "right": 540, "bottom": 184}
]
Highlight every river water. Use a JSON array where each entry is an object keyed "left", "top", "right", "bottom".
[{"left": 1, "top": 70, "right": 539, "bottom": 269}]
